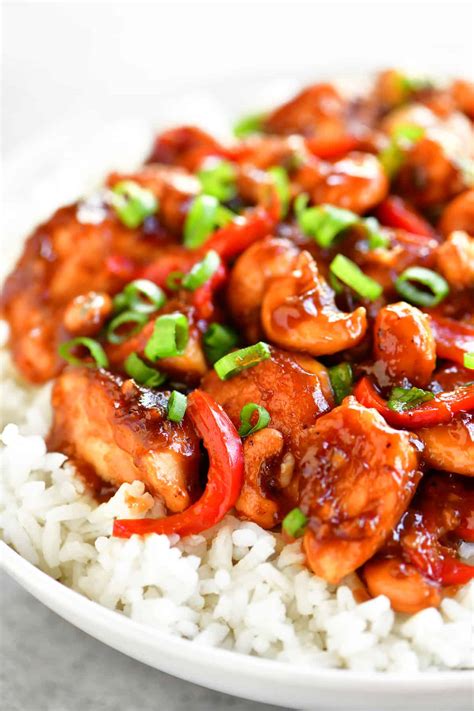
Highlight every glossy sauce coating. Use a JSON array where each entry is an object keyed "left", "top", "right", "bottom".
[{"left": 49, "top": 367, "right": 200, "bottom": 511}]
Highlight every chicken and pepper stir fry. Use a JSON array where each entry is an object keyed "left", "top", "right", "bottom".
[{"left": 2, "top": 69, "right": 474, "bottom": 613}]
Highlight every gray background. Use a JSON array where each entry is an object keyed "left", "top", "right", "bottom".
[{"left": 2, "top": 2, "right": 472, "bottom": 710}]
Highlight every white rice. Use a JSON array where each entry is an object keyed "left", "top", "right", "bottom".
[{"left": 1, "top": 338, "right": 473, "bottom": 672}]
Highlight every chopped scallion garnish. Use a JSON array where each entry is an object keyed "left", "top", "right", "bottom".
[
  {"left": 111, "top": 180, "right": 158, "bottom": 229},
  {"left": 203, "top": 323, "right": 238, "bottom": 364},
  {"left": 238, "top": 403, "right": 271, "bottom": 437},
  {"left": 282, "top": 508, "right": 307, "bottom": 538},
  {"left": 214, "top": 342, "right": 271, "bottom": 380},
  {"left": 233, "top": 112, "right": 266, "bottom": 139},
  {"left": 463, "top": 352, "right": 474, "bottom": 370},
  {"left": 144, "top": 313, "right": 189, "bottom": 361},
  {"left": 167, "top": 390, "right": 188, "bottom": 423},
  {"left": 182, "top": 250, "right": 221, "bottom": 291},
  {"left": 58, "top": 337, "right": 109, "bottom": 369},
  {"left": 298, "top": 203, "right": 359, "bottom": 248},
  {"left": 165, "top": 271, "right": 185, "bottom": 291},
  {"left": 387, "top": 386, "right": 435, "bottom": 413},
  {"left": 106, "top": 310, "right": 148, "bottom": 344},
  {"left": 124, "top": 353, "right": 166, "bottom": 387},
  {"left": 329, "top": 254, "right": 383, "bottom": 301},
  {"left": 297, "top": 203, "right": 388, "bottom": 251},
  {"left": 197, "top": 160, "right": 237, "bottom": 202},
  {"left": 328, "top": 363, "right": 353, "bottom": 404},
  {"left": 267, "top": 166, "right": 290, "bottom": 218},
  {"left": 378, "top": 124, "right": 425, "bottom": 177},
  {"left": 183, "top": 195, "right": 234, "bottom": 249},
  {"left": 113, "top": 279, "right": 166, "bottom": 314},
  {"left": 395, "top": 267, "right": 449, "bottom": 307}
]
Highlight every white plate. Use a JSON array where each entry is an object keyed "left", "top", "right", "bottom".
[{"left": 2, "top": 73, "right": 472, "bottom": 711}]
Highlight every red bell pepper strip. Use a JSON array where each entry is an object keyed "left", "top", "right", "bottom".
[
  {"left": 375, "top": 196, "right": 436, "bottom": 238},
  {"left": 353, "top": 376, "right": 474, "bottom": 429},
  {"left": 428, "top": 314, "right": 474, "bottom": 366},
  {"left": 438, "top": 557, "right": 474, "bottom": 585},
  {"left": 192, "top": 263, "right": 228, "bottom": 321},
  {"left": 198, "top": 205, "right": 278, "bottom": 261},
  {"left": 113, "top": 390, "right": 244, "bottom": 538},
  {"left": 305, "top": 134, "right": 360, "bottom": 159}
]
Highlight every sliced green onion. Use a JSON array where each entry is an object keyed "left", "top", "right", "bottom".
[
  {"left": 106, "top": 310, "right": 148, "bottom": 344},
  {"left": 329, "top": 271, "right": 344, "bottom": 295},
  {"left": 167, "top": 390, "right": 188, "bottom": 423},
  {"left": 58, "top": 337, "right": 109, "bottom": 369},
  {"left": 238, "top": 403, "right": 271, "bottom": 437},
  {"left": 197, "top": 160, "right": 237, "bottom": 202},
  {"left": 267, "top": 166, "right": 290, "bottom": 218},
  {"left": 395, "top": 267, "right": 449, "bottom": 307},
  {"left": 203, "top": 323, "right": 239, "bottom": 364},
  {"left": 463, "top": 352, "right": 474, "bottom": 370},
  {"left": 387, "top": 386, "right": 435, "bottom": 413},
  {"left": 379, "top": 124, "right": 425, "bottom": 177},
  {"left": 364, "top": 217, "right": 390, "bottom": 250},
  {"left": 165, "top": 271, "right": 184, "bottom": 291},
  {"left": 330, "top": 254, "right": 383, "bottom": 301},
  {"left": 282, "top": 508, "right": 307, "bottom": 538},
  {"left": 399, "top": 73, "right": 434, "bottom": 95},
  {"left": 214, "top": 342, "right": 271, "bottom": 380},
  {"left": 182, "top": 250, "right": 221, "bottom": 291},
  {"left": 329, "top": 363, "right": 353, "bottom": 405},
  {"left": 111, "top": 180, "right": 158, "bottom": 229},
  {"left": 294, "top": 192, "right": 309, "bottom": 217},
  {"left": 233, "top": 112, "right": 266, "bottom": 139},
  {"left": 298, "top": 204, "right": 358, "bottom": 248},
  {"left": 183, "top": 195, "right": 234, "bottom": 249},
  {"left": 124, "top": 353, "right": 166, "bottom": 387},
  {"left": 144, "top": 313, "right": 189, "bottom": 361},
  {"left": 113, "top": 279, "right": 166, "bottom": 314},
  {"left": 183, "top": 194, "right": 220, "bottom": 249}
]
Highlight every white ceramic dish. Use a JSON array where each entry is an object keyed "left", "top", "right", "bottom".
[{"left": 2, "top": 73, "right": 472, "bottom": 710}]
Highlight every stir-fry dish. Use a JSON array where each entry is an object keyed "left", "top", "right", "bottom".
[{"left": 2, "top": 69, "right": 474, "bottom": 616}]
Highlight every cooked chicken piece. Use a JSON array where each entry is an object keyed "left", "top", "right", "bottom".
[
  {"left": 418, "top": 413, "right": 474, "bottom": 477},
  {"left": 395, "top": 136, "right": 468, "bottom": 208},
  {"left": 106, "top": 164, "right": 200, "bottom": 234},
  {"left": 202, "top": 347, "right": 333, "bottom": 527},
  {"left": 49, "top": 367, "right": 200, "bottom": 511},
  {"left": 63, "top": 291, "right": 113, "bottom": 336},
  {"left": 303, "top": 152, "right": 388, "bottom": 215},
  {"left": 235, "top": 428, "right": 298, "bottom": 529},
  {"left": 227, "top": 237, "right": 300, "bottom": 342},
  {"left": 298, "top": 397, "right": 421, "bottom": 584},
  {"left": 261, "top": 251, "right": 367, "bottom": 356},
  {"left": 146, "top": 126, "right": 227, "bottom": 171},
  {"left": 202, "top": 346, "right": 333, "bottom": 453},
  {"left": 107, "top": 303, "right": 207, "bottom": 385},
  {"left": 451, "top": 79, "right": 474, "bottom": 118},
  {"left": 373, "top": 302, "right": 436, "bottom": 387},
  {"left": 436, "top": 231, "right": 474, "bottom": 289},
  {"left": 0, "top": 204, "right": 168, "bottom": 383},
  {"left": 439, "top": 190, "right": 474, "bottom": 237}
]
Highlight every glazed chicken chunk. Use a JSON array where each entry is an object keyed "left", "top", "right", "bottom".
[
  {"left": 298, "top": 398, "right": 421, "bottom": 584},
  {"left": 49, "top": 367, "right": 200, "bottom": 512}
]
